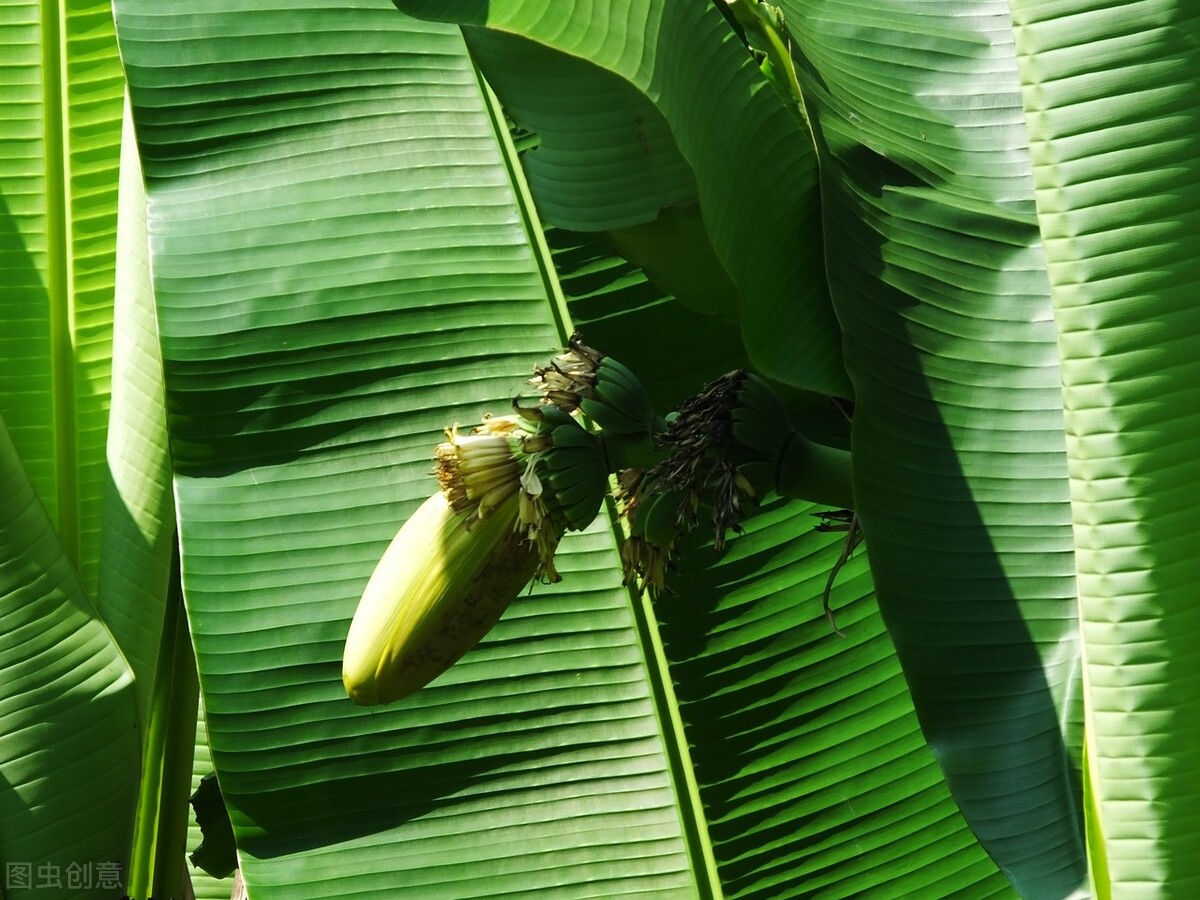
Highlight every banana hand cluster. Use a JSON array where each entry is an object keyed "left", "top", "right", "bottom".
[
  {"left": 530, "top": 333, "right": 661, "bottom": 435},
  {"left": 728, "top": 371, "right": 796, "bottom": 500},
  {"left": 342, "top": 337, "right": 818, "bottom": 704},
  {"left": 578, "top": 356, "right": 658, "bottom": 435},
  {"left": 616, "top": 470, "right": 689, "bottom": 596},
  {"left": 537, "top": 406, "right": 608, "bottom": 532}
]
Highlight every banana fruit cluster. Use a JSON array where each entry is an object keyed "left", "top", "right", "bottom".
[
  {"left": 529, "top": 334, "right": 661, "bottom": 435},
  {"left": 342, "top": 339, "right": 653, "bottom": 705},
  {"left": 342, "top": 335, "right": 824, "bottom": 705}
]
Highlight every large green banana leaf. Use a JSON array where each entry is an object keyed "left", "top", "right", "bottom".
[
  {"left": 1, "top": 1, "right": 206, "bottom": 895},
  {"left": 778, "top": 2, "right": 1088, "bottom": 894},
  {"left": 0, "top": 0, "right": 122, "bottom": 583},
  {"left": 1010, "top": 1, "right": 1200, "bottom": 893}
]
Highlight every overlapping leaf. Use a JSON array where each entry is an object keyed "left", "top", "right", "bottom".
[
  {"left": 1011, "top": 0, "right": 1200, "bottom": 892},
  {"left": 0, "top": 415, "right": 139, "bottom": 898},
  {"left": 100, "top": 93, "right": 177, "bottom": 736},
  {"left": 0, "top": 0, "right": 124, "bottom": 594},
  {"left": 399, "top": 0, "right": 849, "bottom": 397},
  {"left": 1, "top": 3, "right": 145, "bottom": 893},
  {"left": 777, "top": 0, "right": 1087, "bottom": 892},
  {"left": 463, "top": 30, "right": 740, "bottom": 320},
  {"left": 657, "top": 503, "right": 1013, "bottom": 900},
  {"left": 560, "top": 230, "right": 1009, "bottom": 897},
  {"left": 499, "top": 85, "right": 1020, "bottom": 885},
  {"left": 461, "top": 29, "right": 696, "bottom": 232}
]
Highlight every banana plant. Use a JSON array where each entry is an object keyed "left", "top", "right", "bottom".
[{"left": 3, "top": 0, "right": 1198, "bottom": 898}]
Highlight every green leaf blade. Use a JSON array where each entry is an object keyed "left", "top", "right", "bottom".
[
  {"left": 115, "top": 5, "right": 705, "bottom": 897},
  {"left": 780, "top": 1, "right": 1088, "bottom": 892},
  {"left": 651, "top": 499, "right": 1014, "bottom": 900},
  {"left": 462, "top": 28, "right": 699, "bottom": 233},
  {"left": 401, "top": 0, "right": 851, "bottom": 397},
  {"left": 561, "top": 238, "right": 1010, "bottom": 896},
  {"left": 0, "top": 0, "right": 123, "bottom": 592},
  {"left": 0, "top": 414, "right": 139, "bottom": 898},
  {"left": 1012, "top": 0, "right": 1200, "bottom": 892}
]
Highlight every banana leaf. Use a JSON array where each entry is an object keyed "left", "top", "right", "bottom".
[
  {"left": 0, "top": 2, "right": 145, "bottom": 894},
  {"left": 777, "top": 2, "right": 1088, "bottom": 893},
  {"left": 399, "top": 0, "right": 848, "bottom": 397},
  {"left": 397, "top": 2, "right": 1087, "bottom": 894},
  {"left": 1011, "top": 0, "right": 1200, "bottom": 893}
]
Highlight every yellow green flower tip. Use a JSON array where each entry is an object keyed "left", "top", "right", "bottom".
[
  {"left": 342, "top": 490, "right": 538, "bottom": 706},
  {"left": 343, "top": 411, "right": 576, "bottom": 705},
  {"left": 340, "top": 389, "right": 628, "bottom": 704},
  {"left": 436, "top": 424, "right": 522, "bottom": 517},
  {"left": 435, "top": 416, "right": 564, "bottom": 579}
]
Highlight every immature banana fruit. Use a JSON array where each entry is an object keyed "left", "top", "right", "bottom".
[
  {"left": 646, "top": 370, "right": 793, "bottom": 548},
  {"left": 537, "top": 406, "right": 609, "bottom": 531},
  {"left": 728, "top": 371, "right": 796, "bottom": 498},
  {"left": 580, "top": 356, "right": 658, "bottom": 435},
  {"left": 617, "top": 471, "right": 689, "bottom": 595},
  {"left": 529, "top": 333, "right": 661, "bottom": 435}
]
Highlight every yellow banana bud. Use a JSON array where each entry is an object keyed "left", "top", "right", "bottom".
[{"left": 342, "top": 490, "right": 537, "bottom": 706}]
